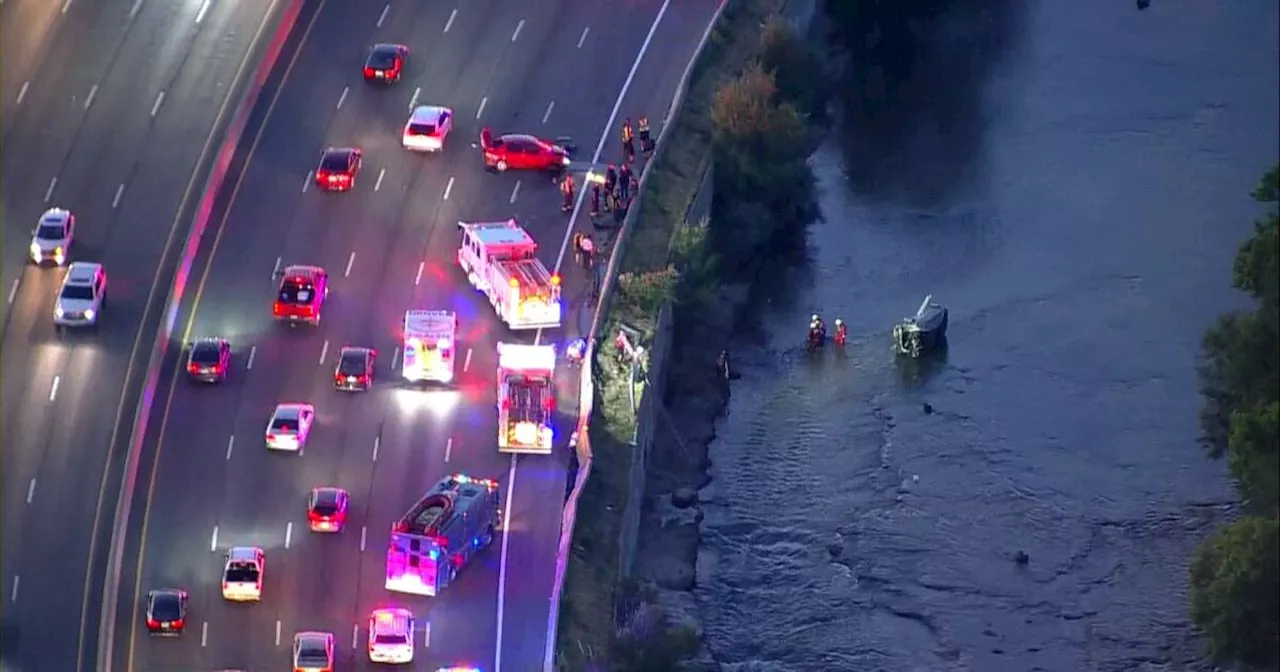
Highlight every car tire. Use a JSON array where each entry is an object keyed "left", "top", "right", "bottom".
[
  {"left": 481, "top": 524, "right": 495, "bottom": 548},
  {"left": 496, "top": 159, "right": 508, "bottom": 172}
]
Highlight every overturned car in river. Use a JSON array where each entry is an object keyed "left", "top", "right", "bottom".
[{"left": 893, "top": 295, "right": 948, "bottom": 358}]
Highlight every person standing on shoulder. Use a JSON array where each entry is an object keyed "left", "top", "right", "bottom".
[
  {"left": 620, "top": 117, "right": 635, "bottom": 163},
  {"left": 618, "top": 163, "right": 633, "bottom": 201},
  {"left": 589, "top": 182, "right": 602, "bottom": 219},
  {"left": 638, "top": 116, "right": 654, "bottom": 156},
  {"left": 560, "top": 173, "right": 575, "bottom": 212},
  {"left": 572, "top": 231, "right": 585, "bottom": 266}
]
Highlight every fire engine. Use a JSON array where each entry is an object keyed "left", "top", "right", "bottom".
[
  {"left": 457, "top": 219, "right": 561, "bottom": 330},
  {"left": 496, "top": 342, "right": 556, "bottom": 454},
  {"left": 402, "top": 310, "right": 457, "bottom": 383},
  {"left": 384, "top": 474, "right": 501, "bottom": 597}
]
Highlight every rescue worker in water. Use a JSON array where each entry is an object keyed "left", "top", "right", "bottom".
[{"left": 834, "top": 319, "right": 847, "bottom": 346}]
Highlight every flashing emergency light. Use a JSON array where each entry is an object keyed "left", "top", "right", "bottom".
[
  {"left": 452, "top": 474, "right": 499, "bottom": 489},
  {"left": 550, "top": 274, "right": 561, "bottom": 286},
  {"left": 508, "top": 277, "right": 519, "bottom": 288},
  {"left": 514, "top": 422, "right": 539, "bottom": 446},
  {"left": 375, "top": 611, "right": 396, "bottom": 626},
  {"left": 497, "top": 342, "right": 556, "bottom": 372}
]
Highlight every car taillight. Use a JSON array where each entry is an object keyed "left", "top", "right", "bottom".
[
  {"left": 171, "top": 618, "right": 184, "bottom": 629},
  {"left": 187, "top": 363, "right": 198, "bottom": 373},
  {"left": 364, "top": 67, "right": 374, "bottom": 77},
  {"left": 147, "top": 618, "right": 159, "bottom": 628},
  {"left": 316, "top": 170, "right": 328, "bottom": 180},
  {"left": 267, "top": 433, "right": 276, "bottom": 441}
]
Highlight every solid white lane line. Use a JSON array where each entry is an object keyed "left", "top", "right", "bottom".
[
  {"left": 246, "top": 345, "right": 257, "bottom": 370},
  {"left": 374, "top": 168, "right": 386, "bottom": 192},
  {"left": 84, "top": 84, "right": 97, "bottom": 110},
  {"left": 510, "top": 18, "right": 524, "bottom": 42},
  {"left": 542, "top": 100, "right": 555, "bottom": 124},
  {"left": 112, "top": 183, "right": 125, "bottom": 208},
  {"left": 371, "top": 435, "right": 380, "bottom": 462},
  {"left": 150, "top": 91, "right": 165, "bottom": 117},
  {"left": 129, "top": 0, "right": 143, "bottom": 18},
  {"left": 444, "top": 437, "right": 452, "bottom": 463},
  {"left": 376, "top": 4, "right": 389, "bottom": 27},
  {"left": 414, "top": 261, "right": 424, "bottom": 285},
  {"left": 443, "top": 8, "right": 456, "bottom": 33},
  {"left": 210, "top": 526, "right": 219, "bottom": 552},
  {"left": 272, "top": 256, "right": 283, "bottom": 277},
  {"left": 344, "top": 252, "right": 355, "bottom": 277},
  {"left": 201, "top": 621, "right": 209, "bottom": 647},
  {"left": 44, "top": 177, "right": 57, "bottom": 203},
  {"left": 16, "top": 81, "right": 29, "bottom": 105},
  {"left": 319, "top": 340, "right": 329, "bottom": 365},
  {"left": 443, "top": 176, "right": 454, "bottom": 200},
  {"left": 475, "top": 96, "right": 487, "bottom": 119},
  {"left": 509, "top": 180, "right": 521, "bottom": 204},
  {"left": 494, "top": 455, "right": 520, "bottom": 670},
  {"left": 60, "top": 0, "right": 72, "bottom": 14},
  {"left": 390, "top": 346, "right": 400, "bottom": 369},
  {"left": 336, "top": 86, "right": 349, "bottom": 110},
  {"left": 49, "top": 376, "right": 60, "bottom": 402},
  {"left": 302, "top": 170, "right": 313, "bottom": 192},
  {"left": 10, "top": 576, "right": 18, "bottom": 603},
  {"left": 577, "top": 26, "right": 590, "bottom": 49},
  {"left": 194, "top": 0, "right": 210, "bottom": 24},
  {"left": 226, "top": 436, "right": 235, "bottom": 460},
  {"left": 359, "top": 526, "right": 367, "bottom": 552},
  {"left": 351, "top": 624, "right": 359, "bottom": 649},
  {"left": 462, "top": 348, "right": 472, "bottom": 372},
  {"left": 284, "top": 522, "right": 293, "bottom": 549},
  {"left": 423, "top": 621, "right": 431, "bottom": 648},
  {"left": 7, "top": 279, "right": 18, "bottom": 305},
  {"left": 408, "top": 87, "right": 421, "bottom": 111},
  {"left": 26, "top": 479, "right": 36, "bottom": 504},
  {"left": 275, "top": 620, "right": 282, "bottom": 646}
]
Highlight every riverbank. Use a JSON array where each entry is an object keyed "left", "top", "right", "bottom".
[{"left": 553, "top": 0, "right": 825, "bottom": 668}]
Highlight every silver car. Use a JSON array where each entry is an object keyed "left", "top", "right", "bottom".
[
  {"left": 30, "top": 208, "right": 75, "bottom": 265},
  {"left": 265, "top": 403, "right": 315, "bottom": 452},
  {"left": 54, "top": 262, "right": 106, "bottom": 327}
]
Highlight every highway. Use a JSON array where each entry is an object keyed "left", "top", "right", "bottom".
[
  {"left": 107, "top": 0, "right": 720, "bottom": 669},
  {"left": 0, "top": 0, "right": 290, "bottom": 671}
]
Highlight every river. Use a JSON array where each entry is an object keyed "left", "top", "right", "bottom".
[{"left": 694, "top": 1, "right": 1279, "bottom": 670}]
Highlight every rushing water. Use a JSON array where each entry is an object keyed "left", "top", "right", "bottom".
[{"left": 694, "top": 1, "right": 1279, "bottom": 670}]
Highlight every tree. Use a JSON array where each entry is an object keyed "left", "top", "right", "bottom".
[
  {"left": 1227, "top": 401, "right": 1279, "bottom": 513},
  {"left": 758, "top": 17, "right": 828, "bottom": 119},
  {"left": 1189, "top": 515, "right": 1280, "bottom": 668}
]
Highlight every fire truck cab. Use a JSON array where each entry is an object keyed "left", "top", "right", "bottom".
[
  {"left": 402, "top": 310, "right": 457, "bottom": 383},
  {"left": 384, "top": 474, "right": 501, "bottom": 597},
  {"left": 457, "top": 219, "right": 561, "bottom": 330},
  {"left": 496, "top": 342, "right": 556, "bottom": 454}
]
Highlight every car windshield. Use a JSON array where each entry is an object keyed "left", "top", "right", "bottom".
[
  {"left": 298, "top": 642, "right": 327, "bottom": 662},
  {"left": 320, "top": 152, "right": 348, "bottom": 171},
  {"left": 60, "top": 284, "right": 94, "bottom": 301},
  {"left": 368, "top": 48, "right": 396, "bottom": 68},
  {"left": 151, "top": 594, "right": 181, "bottom": 619},
  {"left": 375, "top": 633, "right": 408, "bottom": 645},
  {"left": 191, "top": 343, "right": 221, "bottom": 364},
  {"left": 279, "top": 283, "right": 315, "bottom": 305},
  {"left": 225, "top": 565, "right": 258, "bottom": 582},
  {"left": 271, "top": 414, "right": 299, "bottom": 432},
  {"left": 37, "top": 223, "right": 66, "bottom": 239},
  {"left": 408, "top": 122, "right": 436, "bottom": 136},
  {"left": 312, "top": 491, "right": 340, "bottom": 514},
  {"left": 338, "top": 353, "right": 366, "bottom": 375}
]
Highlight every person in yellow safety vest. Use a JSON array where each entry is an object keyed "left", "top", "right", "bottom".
[
  {"left": 638, "top": 116, "right": 654, "bottom": 155},
  {"left": 620, "top": 118, "right": 635, "bottom": 163},
  {"left": 560, "top": 173, "right": 575, "bottom": 212}
]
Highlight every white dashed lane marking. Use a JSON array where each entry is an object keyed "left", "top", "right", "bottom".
[
  {"left": 26, "top": 479, "right": 36, "bottom": 504},
  {"left": 443, "top": 8, "right": 456, "bottom": 32},
  {"left": 344, "top": 252, "right": 355, "bottom": 277},
  {"left": 112, "top": 183, "right": 125, "bottom": 208},
  {"left": 475, "top": 96, "right": 487, "bottom": 119},
  {"left": 511, "top": 19, "right": 524, "bottom": 42},
  {"left": 150, "top": 91, "right": 165, "bottom": 117},
  {"left": 226, "top": 436, "right": 234, "bottom": 460},
  {"left": 376, "top": 4, "right": 389, "bottom": 27},
  {"left": 44, "top": 177, "right": 57, "bottom": 203},
  {"left": 414, "top": 262, "right": 424, "bottom": 285},
  {"left": 16, "top": 81, "right": 29, "bottom": 105},
  {"left": 336, "top": 86, "right": 349, "bottom": 110},
  {"left": 509, "top": 180, "right": 521, "bottom": 204},
  {"left": 195, "top": 0, "right": 210, "bottom": 24},
  {"left": 49, "top": 376, "right": 60, "bottom": 402},
  {"left": 374, "top": 168, "right": 386, "bottom": 192},
  {"left": 443, "top": 176, "right": 454, "bottom": 200},
  {"left": 542, "top": 100, "right": 555, "bottom": 124},
  {"left": 577, "top": 26, "right": 589, "bottom": 49},
  {"left": 84, "top": 84, "right": 97, "bottom": 110},
  {"left": 210, "top": 526, "right": 219, "bottom": 552}
]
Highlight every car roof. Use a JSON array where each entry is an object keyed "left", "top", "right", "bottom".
[
  {"left": 227, "top": 546, "right": 261, "bottom": 561},
  {"left": 340, "top": 346, "right": 371, "bottom": 358},
  {"left": 371, "top": 42, "right": 404, "bottom": 54},
  {"left": 498, "top": 133, "right": 542, "bottom": 144},
  {"left": 273, "top": 403, "right": 310, "bottom": 417},
  {"left": 410, "top": 105, "right": 449, "bottom": 123},
  {"left": 40, "top": 209, "right": 71, "bottom": 225},
  {"left": 296, "top": 631, "right": 331, "bottom": 650},
  {"left": 150, "top": 588, "right": 182, "bottom": 601},
  {"left": 312, "top": 487, "right": 345, "bottom": 504},
  {"left": 370, "top": 608, "right": 412, "bottom": 632},
  {"left": 322, "top": 146, "right": 355, "bottom": 158},
  {"left": 281, "top": 265, "right": 324, "bottom": 280},
  {"left": 65, "top": 262, "right": 102, "bottom": 284}
]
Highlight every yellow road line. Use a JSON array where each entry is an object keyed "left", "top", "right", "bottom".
[{"left": 121, "top": 1, "right": 329, "bottom": 669}]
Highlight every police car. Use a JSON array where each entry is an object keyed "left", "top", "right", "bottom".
[{"left": 367, "top": 607, "right": 415, "bottom": 663}]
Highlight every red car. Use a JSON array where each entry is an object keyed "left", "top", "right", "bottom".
[
  {"left": 364, "top": 43, "right": 408, "bottom": 83},
  {"left": 272, "top": 265, "right": 328, "bottom": 326},
  {"left": 480, "top": 127, "right": 574, "bottom": 173},
  {"left": 308, "top": 487, "right": 349, "bottom": 532},
  {"left": 315, "top": 147, "right": 362, "bottom": 192}
]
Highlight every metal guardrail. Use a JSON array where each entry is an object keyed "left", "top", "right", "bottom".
[{"left": 542, "top": 1, "right": 730, "bottom": 669}]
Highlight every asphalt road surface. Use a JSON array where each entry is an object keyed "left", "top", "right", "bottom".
[
  {"left": 106, "top": 0, "right": 720, "bottom": 669},
  {"left": 0, "top": 1, "right": 287, "bottom": 671}
]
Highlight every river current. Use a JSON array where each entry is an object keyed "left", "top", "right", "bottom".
[{"left": 694, "top": 1, "right": 1279, "bottom": 671}]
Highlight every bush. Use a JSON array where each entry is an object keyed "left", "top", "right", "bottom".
[{"left": 1191, "top": 165, "right": 1280, "bottom": 667}]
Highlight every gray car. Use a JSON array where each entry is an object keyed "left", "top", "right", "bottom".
[
  {"left": 30, "top": 208, "right": 75, "bottom": 265},
  {"left": 54, "top": 262, "right": 106, "bottom": 327}
]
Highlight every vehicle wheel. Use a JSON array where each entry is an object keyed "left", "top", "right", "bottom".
[
  {"left": 496, "top": 159, "right": 508, "bottom": 172},
  {"left": 446, "top": 562, "right": 457, "bottom": 586},
  {"left": 481, "top": 525, "right": 495, "bottom": 548}
]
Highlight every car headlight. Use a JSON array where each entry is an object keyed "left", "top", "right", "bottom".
[
  {"left": 84, "top": 309, "right": 96, "bottom": 321},
  {"left": 30, "top": 241, "right": 41, "bottom": 257},
  {"left": 55, "top": 306, "right": 64, "bottom": 318},
  {"left": 562, "top": 156, "right": 571, "bottom": 165}
]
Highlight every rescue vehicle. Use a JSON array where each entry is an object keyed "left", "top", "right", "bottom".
[
  {"left": 496, "top": 342, "right": 556, "bottom": 454},
  {"left": 457, "top": 219, "right": 561, "bottom": 330},
  {"left": 402, "top": 310, "right": 458, "bottom": 383},
  {"left": 384, "top": 474, "right": 501, "bottom": 597},
  {"left": 367, "top": 607, "right": 416, "bottom": 664},
  {"left": 220, "top": 546, "right": 264, "bottom": 602}
]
